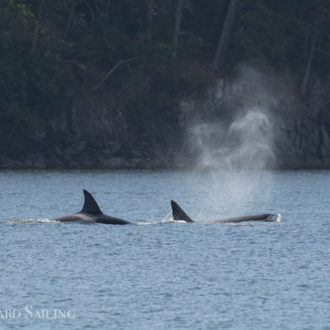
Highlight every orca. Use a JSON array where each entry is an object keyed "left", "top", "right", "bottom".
[
  {"left": 54, "top": 190, "right": 131, "bottom": 225},
  {"left": 171, "top": 200, "right": 279, "bottom": 223}
]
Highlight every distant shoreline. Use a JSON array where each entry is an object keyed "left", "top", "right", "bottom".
[{"left": 1, "top": 157, "right": 330, "bottom": 170}]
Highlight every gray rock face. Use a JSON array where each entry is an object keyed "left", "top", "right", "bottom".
[
  {"left": 179, "top": 68, "right": 330, "bottom": 169},
  {"left": 0, "top": 67, "right": 330, "bottom": 169}
]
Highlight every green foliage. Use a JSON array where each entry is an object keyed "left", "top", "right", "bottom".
[
  {"left": 229, "top": 0, "right": 290, "bottom": 68},
  {"left": 1, "top": 0, "right": 330, "bottom": 143},
  {"left": 228, "top": 0, "right": 330, "bottom": 76},
  {"left": 0, "top": 0, "right": 58, "bottom": 133},
  {"left": 177, "top": 61, "right": 216, "bottom": 96}
]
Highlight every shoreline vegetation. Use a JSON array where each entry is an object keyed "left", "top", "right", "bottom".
[{"left": 1, "top": 1, "right": 330, "bottom": 170}]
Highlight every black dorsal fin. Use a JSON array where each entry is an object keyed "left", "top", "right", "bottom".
[
  {"left": 81, "top": 190, "right": 102, "bottom": 215},
  {"left": 171, "top": 200, "right": 194, "bottom": 222}
]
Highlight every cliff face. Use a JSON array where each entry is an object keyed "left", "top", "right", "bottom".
[
  {"left": 0, "top": 83, "right": 182, "bottom": 169},
  {"left": 277, "top": 78, "right": 330, "bottom": 168},
  {"left": 267, "top": 76, "right": 330, "bottom": 168},
  {"left": 1, "top": 66, "right": 330, "bottom": 170},
  {"left": 179, "top": 66, "right": 330, "bottom": 169}
]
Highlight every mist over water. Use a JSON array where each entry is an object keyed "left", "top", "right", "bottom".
[
  {"left": 184, "top": 65, "right": 283, "bottom": 218},
  {"left": 189, "top": 108, "right": 274, "bottom": 170}
]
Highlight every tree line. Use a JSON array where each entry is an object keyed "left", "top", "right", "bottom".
[{"left": 1, "top": 0, "right": 330, "bottom": 140}]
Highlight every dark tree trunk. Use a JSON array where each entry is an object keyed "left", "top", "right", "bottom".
[
  {"left": 63, "top": 0, "right": 76, "bottom": 40},
  {"left": 301, "top": 29, "right": 317, "bottom": 98},
  {"left": 146, "top": 0, "right": 153, "bottom": 40},
  {"left": 30, "top": 0, "right": 46, "bottom": 56},
  {"left": 172, "top": 0, "right": 185, "bottom": 62},
  {"left": 212, "top": 0, "right": 238, "bottom": 72},
  {"left": 207, "top": 1, "right": 227, "bottom": 43},
  {"left": 84, "top": 0, "right": 95, "bottom": 27}
]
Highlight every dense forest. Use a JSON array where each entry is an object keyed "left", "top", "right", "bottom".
[{"left": 1, "top": 0, "right": 330, "bottom": 168}]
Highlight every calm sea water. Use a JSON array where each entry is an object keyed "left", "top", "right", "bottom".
[{"left": 0, "top": 170, "right": 329, "bottom": 329}]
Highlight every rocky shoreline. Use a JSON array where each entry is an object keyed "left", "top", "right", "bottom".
[
  {"left": 1, "top": 145, "right": 330, "bottom": 170},
  {"left": 0, "top": 143, "right": 174, "bottom": 170}
]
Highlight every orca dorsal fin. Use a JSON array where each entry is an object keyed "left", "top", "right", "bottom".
[
  {"left": 171, "top": 200, "right": 194, "bottom": 222},
  {"left": 81, "top": 189, "right": 102, "bottom": 215}
]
